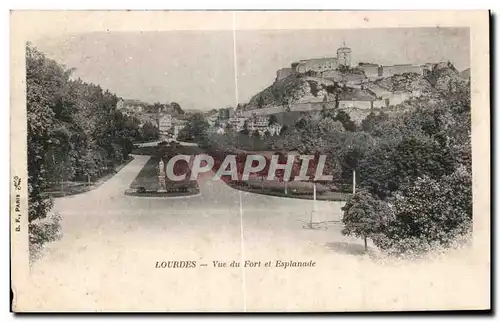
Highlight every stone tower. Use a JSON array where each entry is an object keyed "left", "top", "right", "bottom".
[{"left": 337, "top": 42, "right": 352, "bottom": 67}]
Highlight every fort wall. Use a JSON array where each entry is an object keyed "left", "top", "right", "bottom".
[{"left": 276, "top": 68, "right": 294, "bottom": 81}]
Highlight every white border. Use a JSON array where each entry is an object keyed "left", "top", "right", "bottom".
[{"left": 3, "top": 2, "right": 497, "bottom": 321}]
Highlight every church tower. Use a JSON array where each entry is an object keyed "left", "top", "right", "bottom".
[{"left": 337, "top": 42, "right": 352, "bottom": 67}]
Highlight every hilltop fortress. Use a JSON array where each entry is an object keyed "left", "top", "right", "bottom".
[
  {"left": 220, "top": 42, "right": 466, "bottom": 132},
  {"left": 276, "top": 43, "right": 436, "bottom": 81}
]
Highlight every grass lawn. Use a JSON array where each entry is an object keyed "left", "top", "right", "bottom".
[
  {"left": 132, "top": 142, "right": 203, "bottom": 156},
  {"left": 42, "top": 156, "right": 134, "bottom": 198},
  {"left": 227, "top": 178, "right": 349, "bottom": 201},
  {"left": 245, "top": 178, "right": 330, "bottom": 194},
  {"left": 129, "top": 156, "right": 199, "bottom": 193}
]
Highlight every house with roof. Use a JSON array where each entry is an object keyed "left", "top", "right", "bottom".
[
  {"left": 379, "top": 90, "right": 412, "bottom": 106},
  {"left": 117, "top": 99, "right": 147, "bottom": 114},
  {"left": 228, "top": 116, "right": 247, "bottom": 132},
  {"left": 206, "top": 112, "right": 219, "bottom": 127},
  {"left": 295, "top": 57, "right": 338, "bottom": 74},
  {"left": 338, "top": 89, "right": 376, "bottom": 110},
  {"left": 364, "top": 84, "right": 392, "bottom": 98},
  {"left": 172, "top": 118, "right": 187, "bottom": 139}
]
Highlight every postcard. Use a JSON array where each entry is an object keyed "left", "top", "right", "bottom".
[{"left": 10, "top": 10, "right": 490, "bottom": 312}]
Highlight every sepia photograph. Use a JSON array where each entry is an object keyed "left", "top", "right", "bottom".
[{"left": 10, "top": 10, "right": 490, "bottom": 312}]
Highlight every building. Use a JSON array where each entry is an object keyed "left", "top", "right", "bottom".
[
  {"left": 249, "top": 115, "right": 269, "bottom": 132},
  {"left": 276, "top": 68, "right": 294, "bottom": 81},
  {"left": 337, "top": 43, "right": 352, "bottom": 67},
  {"left": 158, "top": 114, "right": 173, "bottom": 138},
  {"left": 289, "top": 43, "right": 353, "bottom": 74},
  {"left": 116, "top": 99, "right": 124, "bottom": 110},
  {"left": 422, "top": 62, "right": 436, "bottom": 73},
  {"left": 228, "top": 107, "right": 235, "bottom": 118},
  {"left": 172, "top": 118, "right": 187, "bottom": 139},
  {"left": 286, "top": 44, "right": 443, "bottom": 81},
  {"left": 218, "top": 120, "right": 229, "bottom": 128},
  {"left": 228, "top": 116, "right": 247, "bottom": 132},
  {"left": 295, "top": 57, "right": 338, "bottom": 74},
  {"left": 372, "top": 99, "right": 387, "bottom": 109},
  {"left": 358, "top": 63, "right": 381, "bottom": 79},
  {"left": 117, "top": 99, "right": 146, "bottom": 115},
  {"left": 387, "top": 91, "right": 412, "bottom": 106},
  {"left": 376, "top": 90, "right": 413, "bottom": 107},
  {"left": 206, "top": 113, "right": 219, "bottom": 127},
  {"left": 267, "top": 123, "right": 283, "bottom": 136},
  {"left": 136, "top": 113, "right": 158, "bottom": 127},
  {"left": 157, "top": 114, "right": 187, "bottom": 140},
  {"left": 364, "top": 84, "right": 391, "bottom": 98},
  {"left": 338, "top": 88, "right": 376, "bottom": 109},
  {"left": 381, "top": 64, "right": 425, "bottom": 77}
]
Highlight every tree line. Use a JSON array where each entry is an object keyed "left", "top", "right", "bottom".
[{"left": 26, "top": 44, "right": 157, "bottom": 227}]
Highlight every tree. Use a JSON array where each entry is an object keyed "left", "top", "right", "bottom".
[
  {"left": 338, "top": 65, "right": 351, "bottom": 74},
  {"left": 307, "top": 80, "right": 319, "bottom": 97},
  {"left": 341, "top": 189, "right": 392, "bottom": 251},
  {"left": 171, "top": 102, "right": 184, "bottom": 114},
  {"left": 372, "top": 167, "right": 472, "bottom": 254},
  {"left": 333, "top": 110, "right": 357, "bottom": 132},
  {"left": 26, "top": 44, "right": 143, "bottom": 257},
  {"left": 257, "top": 96, "right": 265, "bottom": 109},
  {"left": 360, "top": 111, "right": 389, "bottom": 133},
  {"left": 26, "top": 44, "right": 146, "bottom": 259},
  {"left": 177, "top": 113, "right": 209, "bottom": 142},
  {"left": 153, "top": 102, "right": 163, "bottom": 113},
  {"left": 240, "top": 120, "right": 250, "bottom": 135},
  {"left": 357, "top": 132, "right": 455, "bottom": 199},
  {"left": 279, "top": 125, "right": 289, "bottom": 136},
  {"left": 339, "top": 65, "right": 472, "bottom": 256},
  {"left": 338, "top": 131, "right": 375, "bottom": 185},
  {"left": 140, "top": 121, "right": 160, "bottom": 142},
  {"left": 225, "top": 122, "right": 234, "bottom": 132},
  {"left": 268, "top": 114, "right": 278, "bottom": 126},
  {"left": 26, "top": 43, "right": 68, "bottom": 222}
]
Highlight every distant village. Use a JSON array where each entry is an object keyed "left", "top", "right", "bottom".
[
  {"left": 117, "top": 42, "right": 468, "bottom": 140},
  {"left": 116, "top": 97, "right": 284, "bottom": 140},
  {"left": 116, "top": 99, "right": 189, "bottom": 140}
]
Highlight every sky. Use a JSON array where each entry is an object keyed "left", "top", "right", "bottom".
[{"left": 34, "top": 27, "right": 470, "bottom": 111}]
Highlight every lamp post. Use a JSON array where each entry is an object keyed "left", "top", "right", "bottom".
[
  {"left": 353, "top": 169, "right": 356, "bottom": 195},
  {"left": 307, "top": 178, "right": 323, "bottom": 229}
]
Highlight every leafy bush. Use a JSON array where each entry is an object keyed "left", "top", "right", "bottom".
[
  {"left": 371, "top": 166, "right": 472, "bottom": 255},
  {"left": 246, "top": 179, "right": 329, "bottom": 194},
  {"left": 307, "top": 81, "right": 319, "bottom": 97},
  {"left": 341, "top": 189, "right": 393, "bottom": 251},
  {"left": 140, "top": 121, "right": 160, "bottom": 142},
  {"left": 29, "top": 212, "right": 62, "bottom": 262}
]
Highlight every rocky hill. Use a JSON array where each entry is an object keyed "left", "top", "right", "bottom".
[
  {"left": 424, "top": 62, "right": 466, "bottom": 92},
  {"left": 460, "top": 68, "right": 470, "bottom": 80},
  {"left": 245, "top": 62, "right": 466, "bottom": 111}
]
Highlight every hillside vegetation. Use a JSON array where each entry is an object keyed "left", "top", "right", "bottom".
[{"left": 245, "top": 62, "right": 468, "bottom": 111}]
